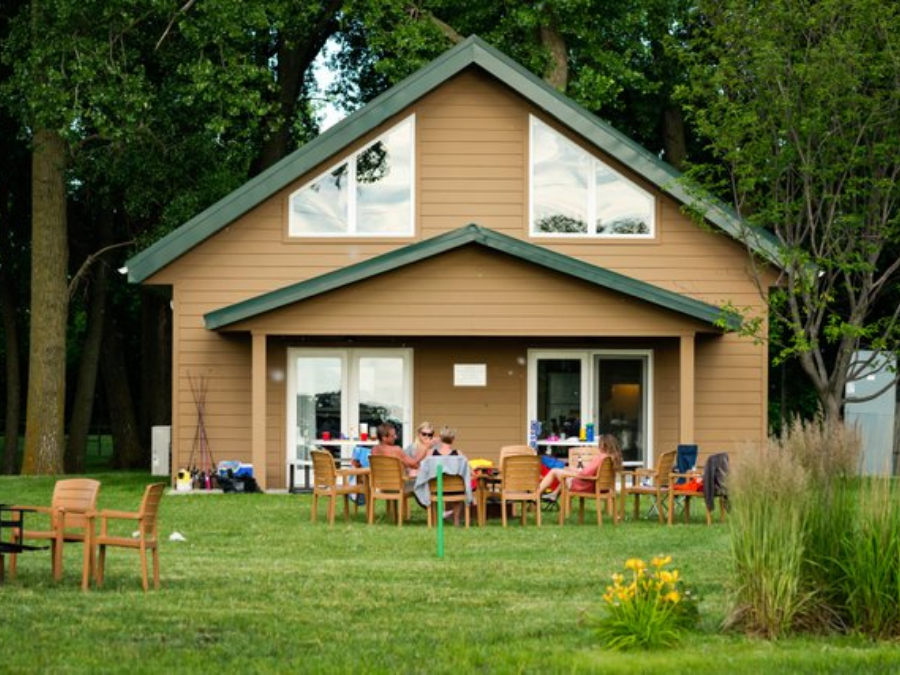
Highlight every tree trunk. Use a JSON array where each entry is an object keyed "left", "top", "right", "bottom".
[
  {"left": 65, "top": 244, "right": 108, "bottom": 473},
  {"left": 139, "top": 290, "right": 172, "bottom": 438},
  {"left": 539, "top": 24, "right": 568, "bottom": 91},
  {"left": 101, "top": 308, "right": 145, "bottom": 469},
  {"left": 662, "top": 106, "right": 687, "bottom": 171},
  {"left": 0, "top": 269, "right": 21, "bottom": 474},
  {"left": 251, "top": 4, "right": 342, "bottom": 174},
  {"left": 22, "top": 128, "right": 68, "bottom": 475}
]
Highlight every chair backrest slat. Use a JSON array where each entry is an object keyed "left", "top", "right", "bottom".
[
  {"left": 139, "top": 483, "right": 166, "bottom": 536},
  {"left": 369, "top": 455, "right": 405, "bottom": 493},
  {"left": 51, "top": 479, "right": 101, "bottom": 530},
  {"left": 501, "top": 454, "right": 541, "bottom": 492},
  {"left": 656, "top": 450, "right": 677, "bottom": 487},
  {"left": 311, "top": 449, "right": 338, "bottom": 488}
]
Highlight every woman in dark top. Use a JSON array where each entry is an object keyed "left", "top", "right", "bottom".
[{"left": 432, "top": 426, "right": 462, "bottom": 456}]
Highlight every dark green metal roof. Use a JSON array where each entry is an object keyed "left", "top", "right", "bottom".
[
  {"left": 125, "top": 35, "right": 779, "bottom": 284},
  {"left": 205, "top": 224, "right": 740, "bottom": 331}
]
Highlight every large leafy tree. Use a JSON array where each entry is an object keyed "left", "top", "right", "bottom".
[
  {"left": 334, "top": 0, "right": 695, "bottom": 164},
  {"left": 679, "top": 0, "right": 900, "bottom": 423},
  {"left": 2, "top": 0, "right": 342, "bottom": 472}
]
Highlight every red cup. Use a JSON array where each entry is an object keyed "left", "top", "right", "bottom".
[
  {"left": 322, "top": 431, "right": 331, "bottom": 441},
  {"left": 361, "top": 432, "right": 368, "bottom": 441}
]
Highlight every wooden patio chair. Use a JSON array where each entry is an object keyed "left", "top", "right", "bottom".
[
  {"left": 367, "top": 455, "right": 411, "bottom": 526},
  {"left": 619, "top": 449, "right": 677, "bottom": 523},
  {"left": 667, "top": 452, "right": 729, "bottom": 526},
  {"left": 500, "top": 454, "right": 542, "bottom": 527},
  {"left": 310, "top": 449, "right": 367, "bottom": 524},
  {"left": 94, "top": 483, "right": 166, "bottom": 591},
  {"left": 499, "top": 445, "right": 535, "bottom": 461},
  {"left": 10, "top": 478, "right": 101, "bottom": 590},
  {"left": 426, "top": 474, "right": 470, "bottom": 529},
  {"left": 559, "top": 456, "right": 617, "bottom": 526}
]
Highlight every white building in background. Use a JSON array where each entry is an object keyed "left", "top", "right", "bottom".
[{"left": 845, "top": 350, "right": 898, "bottom": 475}]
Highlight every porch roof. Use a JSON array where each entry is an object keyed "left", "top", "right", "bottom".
[{"left": 204, "top": 224, "right": 740, "bottom": 331}]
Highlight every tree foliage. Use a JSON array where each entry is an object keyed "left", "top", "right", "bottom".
[
  {"left": 331, "top": 0, "right": 695, "bottom": 163},
  {"left": 679, "top": 0, "right": 900, "bottom": 421}
]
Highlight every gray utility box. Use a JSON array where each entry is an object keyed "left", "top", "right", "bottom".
[{"left": 151, "top": 425, "right": 172, "bottom": 477}]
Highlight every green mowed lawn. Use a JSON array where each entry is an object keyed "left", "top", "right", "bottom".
[{"left": 1, "top": 472, "right": 897, "bottom": 674}]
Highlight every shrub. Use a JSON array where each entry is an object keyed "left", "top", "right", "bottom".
[
  {"left": 594, "top": 556, "right": 699, "bottom": 651},
  {"left": 727, "top": 415, "right": 900, "bottom": 640},
  {"left": 835, "top": 477, "right": 900, "bottom": 638},
  {"left": 727, "top": 441, "right": 812, "bottom": 638}
]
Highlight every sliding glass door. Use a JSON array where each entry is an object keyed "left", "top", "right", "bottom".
[
  {"left": 595, "top": 355, "right": 648, "bottom": 464},
  {"left": 528, "top": 349, "right": 652, "bottom": 465}
]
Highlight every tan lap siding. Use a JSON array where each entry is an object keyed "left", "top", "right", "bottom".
[
  {"left": 413, "top": 340, "right": 528, "bottom": 463},
  {"left": 227, "top": 246, "right": 712, "bottom": 337}
]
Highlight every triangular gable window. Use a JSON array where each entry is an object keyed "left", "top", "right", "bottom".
[
  {"left": 289, "top": 116, "right": 415, "bottom": 237},
  {"left": 530, "top": 117, "right": 655, "bottom": 238}
]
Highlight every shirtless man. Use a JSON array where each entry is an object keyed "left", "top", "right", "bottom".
[{"left": 371, "top": 422, "right": 421, "bottom": 470}]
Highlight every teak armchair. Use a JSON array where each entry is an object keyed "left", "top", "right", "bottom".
[
  {"left": 367, "top": 455, "right": 411, "bottom": 526},
  {"left": 426, "top": 474, "right": 470, "bottom": 529},
  {"left": 10, "top": 478, "right": 101, "bottom": 590},
  {"left": 559, "top": 456, "right": 617, "bottom": 526},
  {"left": 310, "top": 449, "right": 367, "bottom": 524},
  {"left": 94, "top": 483, "right": 166, "bottom": 591},
  {"left": 619, "top": 449, "right": 677, "bottom": 523},
  {"left": 500, "top": 454, "right": 542, "bottom": 527}
]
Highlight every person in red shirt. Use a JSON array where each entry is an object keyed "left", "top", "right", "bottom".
[{"left": 538, "top": 434, "right": 622, "bottom": 502}]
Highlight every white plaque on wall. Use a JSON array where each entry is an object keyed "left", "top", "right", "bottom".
[{"left": 454, "top": 364, "right": 487, "bottom": 387}]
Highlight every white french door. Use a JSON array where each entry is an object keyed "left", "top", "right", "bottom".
[{"left": 287, "top": 348, "right": 412, "bottom": 471}]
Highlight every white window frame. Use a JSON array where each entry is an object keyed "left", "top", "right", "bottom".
[
  {"left": 527, "top": 348, "right": 654, "bottom": 466},
  {"left": 286, "top": 347, "right": 413, "bottom": 462},
  {"left": 528, "top": 116, "right": 656, "bottom": 239},
  {"left": 288, "top": 115, "right": 416, "bottom": 238}
]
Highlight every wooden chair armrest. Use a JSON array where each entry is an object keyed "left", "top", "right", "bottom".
[
  {"left": 99, "top": 509, "right": 141, "bottom": 521},
  {"left": 669, "top": 470, "right": 701, "bottom": 480}
]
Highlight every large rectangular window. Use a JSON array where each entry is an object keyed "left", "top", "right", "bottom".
[
  {"left": 289, "top": 116, "right": 415, "bottom": 237},
  {"left": 530, "top": 117, "right": 655, "bottom": 238}
]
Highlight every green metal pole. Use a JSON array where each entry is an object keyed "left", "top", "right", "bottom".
[{"left": 436, "top": 464, "right": 444, "bottom": 558}]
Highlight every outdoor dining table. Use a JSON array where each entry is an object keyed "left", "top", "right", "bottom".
[{"left": 0, "top": 505, "right": 46, "bottom": 583}]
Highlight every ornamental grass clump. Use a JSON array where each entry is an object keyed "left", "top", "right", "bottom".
[{"left": 594, "top": 556, "right": 699, "bottom": 651}]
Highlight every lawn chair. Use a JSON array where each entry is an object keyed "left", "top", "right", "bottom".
[
  {"left": 310, "top": 449, "right": 367, "bottom": 524},
  {"left": 619, "top": 450, "right": 677, "bottom": 523},
  {"left": 367, "top": 455, "right": 411, "bottom": 526},
  {"left": 559, "top": 456, "right": 617, "bottom": 526},
  {"left": 94, "top": 483, "right": 166, "bottom": 591},
  {"left": 500, "top": 454, "right": 542, "bottom": 527},
  {"left": 10, "top": 478, "right": 101, "bottom": 590},
  {"left": 426, "top": 474, "right": 470, "bottom": 529}
]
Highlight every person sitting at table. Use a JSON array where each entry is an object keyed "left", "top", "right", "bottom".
[
  {"left": 404, "top": 421, "right": 438, "bottom": 465},
  {"left": 538, "top": 434, "right": 623, "bottom": 503},
  {"left": 371, "top": 422, "right": 420, "bottom": 469},
  {"left": 371, "top": 422, "right": 421, "bottom": 501},
  {"left": 428, "top": 426, "right": 467, "bottom": 524},
  {"left": 431, "top": 426, "right": 464, "bottom": 457}
]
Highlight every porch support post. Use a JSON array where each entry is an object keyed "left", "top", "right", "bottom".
[
  {"left": 679, "top": 333, "right": 696, "bottom": 444},
  {"left": 252, "top": 331, "right": 268, "bottom": 489}
]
